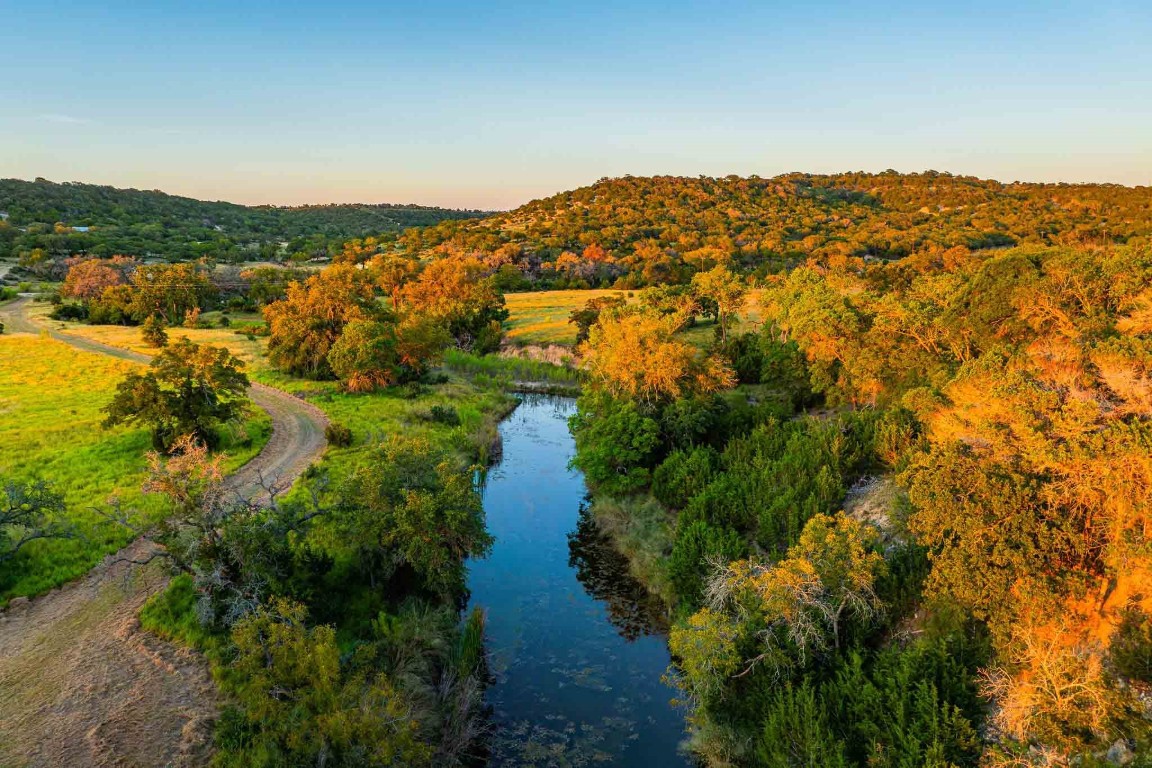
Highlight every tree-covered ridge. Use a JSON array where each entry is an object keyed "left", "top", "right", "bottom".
[
  {"left": 403, "top": 172, "right": 1152, "bottom": 287},
  {"left": 0, "top": 177, "right": 489, "bottom": 262}
]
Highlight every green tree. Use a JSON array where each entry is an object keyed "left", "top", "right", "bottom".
[
  {"left": 103, "top": 337, "right": 250, "bottom": 449},
  {"left": 691, "top": 265, "right": 747, "bottom": 342},
  {"left": 336, "top": 437, "right": 492, "bottom": 595},
  {"left": 569, "top": 393, "right": 662, "bottom": 496},
  {"left": 140, "top": 314, "right": 168, "bottom": 347},
  {"left": 0, "top": 478, "right": 69, "bottom": 565},
  {"left": 229, "top": 599, "right": 432, "bottom": 767}
]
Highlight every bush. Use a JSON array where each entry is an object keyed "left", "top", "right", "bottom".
[
  {"left": 49, "top": 302, "right": 88, "bottom": 321},
  {"left": 652, "top": 446, "right": 718, "bottom": 509},
  {"left": 400, "top": 382, "right": 427, "bottom": 399},
  {"left": 325, "top": 421, "right": 354, "bottom": 448},
  {"left": 425, "top": 405, "right": 461, "bottom": 426},
  {"left": 140, "top": 315, "right": 168, "bottom": 347},
  {"left": 667, "top": 520, "right": 744, "bottom": 608},
  {"left": 570, "top": 393, "right": 662, "bottom": 497}
]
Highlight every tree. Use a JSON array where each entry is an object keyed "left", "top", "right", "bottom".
[
  {"left": 569, "top": 392, "right": 662, "bottom": 496},
  {"left": 60, "top": 257, "right": 126, "bottom": 301},
  {"left": 568, "top": 294, "right": 626, "bottom": 344},
  {"left": 263, "top": 263, "right": 382, "bottom": 378},
  {"left": 128, "top": 262, "right": 215, "bottom": 324},
  {"left": 327, "top": 315, "right": 449, "bottom": 393},
  {"left": 370, "top": 253, "right": 419, "bottom": 310},
  {"left": 691, "top": 265, "right": 747, "bottom": 342},
  {"left": 400, "top": 258, "right": 508, "bottom": 353},
  {"left": 336, "top": 437, "right": 492, "bottom": 595},
  {"left": 230, "top": 599, "right": 432, "bottom": 767},
  {"left": 0, "top": 478, "right": 69, "bottom": 565},
  {"left": 674, "top": 513, "right": 885, "bottom": 694},
  {"left": 103, "top": 338, "right": 250, "bottom": 449},
  {"left": 140, "top": 314, "right": 168, "bottom": 347},
  {"left": 580, "top": 311, "right": 735, "bottom": 406}
]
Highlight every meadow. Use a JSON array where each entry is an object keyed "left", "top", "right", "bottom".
[
  {"left": 24, "top": 300, "right": 515, "bottom": 486},
  {"left": 503, "top": 288, "right": 766, "bottom": 347},
  {"left": 0, "top": 333, "right": 270, "bottom": 603}
]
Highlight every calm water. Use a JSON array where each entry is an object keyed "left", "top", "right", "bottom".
[{"left": 467, "top": 395, "right": 690, "bottom": 767}]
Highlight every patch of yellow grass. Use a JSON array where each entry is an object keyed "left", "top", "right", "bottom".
[{"left": 504, "top": 288, "right": 766, "bottom": 347}]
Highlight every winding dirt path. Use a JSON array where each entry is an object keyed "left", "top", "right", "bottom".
[{"left": 0, "top": 297, "right": 329, "bottom": 767}]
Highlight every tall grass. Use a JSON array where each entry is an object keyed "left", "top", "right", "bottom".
[{"left": 442, "top": 349, "right": 581, "bottom": 391}]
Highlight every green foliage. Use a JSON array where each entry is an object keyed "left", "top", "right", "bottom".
[
  {"left": 1110, "top": 608, "right": 1152, "bottom": 685},
  {"left": 0, "top": 477, "right": 69, "bottom": 565},
  {"left": 569, "top": 393, "right": 662, "bottom": 496},
  {"left": 755, "top": 639, "right": 983, "bottom": 768},
  {"left": 651, "top": 446, "right": 718, "bottom": 510},
  {"left": 102, "top": 337, "right": 250, "bottom": 450},
  {"left": 667, "top": 520, "right": 744, "bottom": 608},
  {"left": 424, "top": 405, "right": 461, "bottom": 426},
  {"left": 140, "top": 314, "right": 168, "bottom": 347},
  {"left": 225, "top": 599, "right": 433, "bottom": 767},
  {"left": 335, "top": 436, "right": 492, "bottom": 596},
  {"left": 0, "top": 177, "right": 485, "bottom": 262}
]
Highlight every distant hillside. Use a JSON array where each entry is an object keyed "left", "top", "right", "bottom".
[
  {"left": 401, "top": 171, "right": 1152, "bottom": 287},
  {"left": 0, "top": 177, "right": 489, "bottom": 262}
]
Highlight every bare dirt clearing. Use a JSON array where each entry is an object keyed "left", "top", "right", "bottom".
[{"left": 0, "top": 297, "right": 328, "bottom": 767}]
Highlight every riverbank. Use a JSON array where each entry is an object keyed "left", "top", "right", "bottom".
[{"left": 467, "top": 396, "right": 688, "bottom": 766}]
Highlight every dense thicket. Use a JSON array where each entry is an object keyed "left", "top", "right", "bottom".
[
  {"left": 0, "top": 177, "right": 486, "bottom": 262},
  {"left": 402, "top": 172, "right": 1152, "bottom": 288},
  {"left": 570, "top": 242, "right": 1152, "bottom": 766}
]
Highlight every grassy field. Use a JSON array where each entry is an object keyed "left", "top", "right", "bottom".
[
  {"left": 25, "top": 301, "right": 514, "bottom": 486},
  {"left": 0, "top": 334, "right": 269, "bottom": 603},
  {"left": 503, "top": 289, "right": 627, "bottom": 346},
  {"left": 503, "top": 288, "right": 766, "bottom": 347}
]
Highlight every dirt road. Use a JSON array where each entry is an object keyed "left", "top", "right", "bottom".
[{"left": 0, "top": 297, "right": 329, "bottom": 767}]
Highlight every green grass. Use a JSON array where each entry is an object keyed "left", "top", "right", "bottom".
[
  {"left": 443, "top": 348, "right": 582, "bottom": 391},
  {"left": 0, "top": 334, "right": 269, "bottom": 604}
]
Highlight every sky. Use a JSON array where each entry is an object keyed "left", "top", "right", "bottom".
[{"left": 2, "top": 0, "right": 1150, "bottom": 210}]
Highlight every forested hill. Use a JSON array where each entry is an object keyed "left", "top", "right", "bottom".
[
  {"left": 0, "top": 177, "right": 489, "bottom": 262},
  {"left": 401, "top": 171, "right": 1152, "bottom": 286}
]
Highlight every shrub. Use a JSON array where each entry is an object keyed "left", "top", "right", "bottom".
[
  {"left": 570, "top": 393, "right": 662, "bottom": 497},
  {"left": 652, "top": 446, "right": 718, "bottom": 510},
  {"left": 667, "top": 520, "right": 744, "bottom": 608},
  {"left": 324, "top": 421, "right": 354, "bottom": 448},
  {"left": 49, "top": 302, "right": 88, "bottom": 321},
  {"left": 140, "top": 315, "right": 168, "bottom": 347},
  {"left": 426, "top": 405, "right": 461, "bottom": 426}
]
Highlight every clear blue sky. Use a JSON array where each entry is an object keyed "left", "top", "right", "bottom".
[{"left": 2, "top": 0, "right": 1149, "bottom": 209}]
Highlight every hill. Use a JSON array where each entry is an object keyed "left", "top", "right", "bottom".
[
  {"left": 400, "top": 171, "right": 1152, "bottom": 287},
  {"left": 0, "top": 177, "right": 489, "bottom": 262}
]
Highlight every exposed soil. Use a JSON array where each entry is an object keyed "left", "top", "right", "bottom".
[{"left": 0, "top": 297, "right": 328, "bottom": 767}]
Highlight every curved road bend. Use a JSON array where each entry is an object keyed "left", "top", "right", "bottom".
[{"left": 0, "top": 296, "right": 329, "bottom": 768}]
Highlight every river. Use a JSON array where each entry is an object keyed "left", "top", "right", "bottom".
[{"left": 467, "top": 395, "right": 690, "bottom": 767}]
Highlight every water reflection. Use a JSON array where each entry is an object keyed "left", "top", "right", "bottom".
[
  {"left": 567, "top": 501, "right": 670, "bottom": 642},
  {"left": 467, "top": 396, "right": 688, "bottom": 767}
]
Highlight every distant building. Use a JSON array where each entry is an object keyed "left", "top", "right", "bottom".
[
  {"left": 0, "top": 212, "right": 8, "bottom": 221},
  {"left": 71, "top": 225, "right": 90, "bottom": 232}
]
